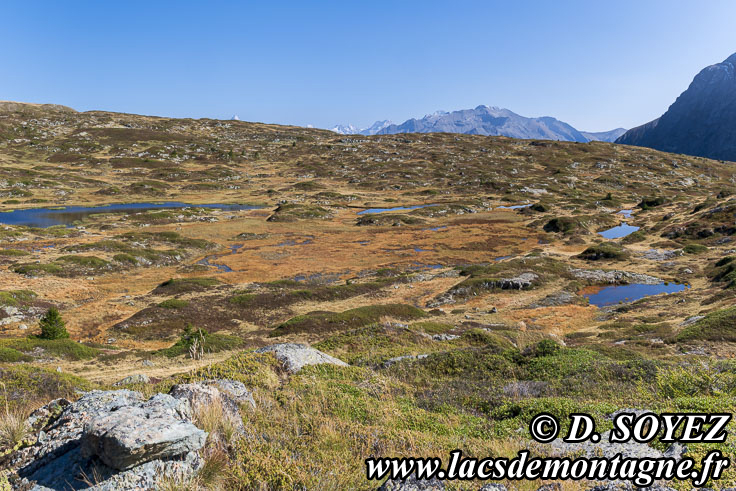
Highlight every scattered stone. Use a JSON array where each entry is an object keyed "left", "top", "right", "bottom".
[
  {"left": 431, "top": 333, "right": 459, "bottom": 341},
  {"left": 377, "top": 474, "right": 444, "bottom": 490},
  {"left": 479, "top": 484, "right": 508, "bottom": 491},
  {"left": 681, "top": 315, "right": 704, "bottom": 326},
  {"left": 529, "top": 291, "right": 578, "bottom": 308},
  {"left": 113, "top": 373, "right": 150, "bottom": 386},
  {"left": 639, "top": 249, "right": 682, "bottom": 261},
  {"left": 381, "top": 354, "right": 429, "bottom": 369},
  {"left": 255, "top": 343, "right": 348, "bottom": 373},
  {"left": 142, "top": 359, "right": 155, "bottom": 367},
  {"left": 502, "top": 381, "right": 549, "bottom": 398}
]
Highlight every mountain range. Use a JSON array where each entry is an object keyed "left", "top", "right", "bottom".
[
  {"left": 617, "top": 52, "right": 736, "bottom": 161},
  {"left": 330, "top": 105, "right": 625, "bottom": 143}
]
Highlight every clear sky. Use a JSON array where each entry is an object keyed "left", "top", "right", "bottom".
[{"left": 2, "top": 1, "right": 736, "bottom": 132}]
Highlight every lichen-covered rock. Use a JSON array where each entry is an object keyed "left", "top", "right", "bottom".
[
  {"left": 8, "top": 390, "right": 205, "bottom": 490},
  {"left": 569, "top": 268, "right": 662, "bottom": 285},
  {"left": 113, "top": 374, "right": 150, "bottom": 386},
  {"left": 82, "top": 393, "right": 206, "bottom": 470},
  {"left": 169, "top": 381, "right": 246, "bottom": 433},
  {"left": 206, "top": 378, "right": 256, "bottom": 409},
  {"left": 255, "top": 343, "right": 348, "bottom": 373}
]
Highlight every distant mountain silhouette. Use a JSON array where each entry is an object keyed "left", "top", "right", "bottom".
[
  {"left": 580, "top": 128, "right": 627, "bottom": 142},
  {"left": 330, "top": 105, "right": 623, "bottom": 143},
  {"left": 617, "top": 53, "right": 736, "bottom": 161}
]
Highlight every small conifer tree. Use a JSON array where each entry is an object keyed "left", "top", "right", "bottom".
[{"left": 38, "top": 307, "right": 69, "bottom": 340}]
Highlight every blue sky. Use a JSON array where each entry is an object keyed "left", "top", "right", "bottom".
[{"left": 2, "top": 1, "right": 736, "bottom": 132}]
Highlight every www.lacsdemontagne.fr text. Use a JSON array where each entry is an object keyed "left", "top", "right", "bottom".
[{"left": 366, "top": 449, "right": 729, "bottom": 487}]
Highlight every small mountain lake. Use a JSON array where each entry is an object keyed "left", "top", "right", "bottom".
[
  {"left": 0, "top": 202, "right": 263, "bottom": 228},
  {"left": 599, "top": 223, "right": 640, "bottom": 239},
  {"left": 357, "top": 204, "right": 436, "bottom": 215},
  {"left": 496, "top": 203, "right": 532, "bottom": 210},
  {"left": 583, "top": 282, "right": 689, "bottom": 307}
]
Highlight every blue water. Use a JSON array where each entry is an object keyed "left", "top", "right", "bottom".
[
  {"left": 497, "top": 204, "right": 532, "bottom": 210},
  {"left": 599, "top": 223, "right": 640, "bottom": 239},
  {"left": 197, "top": 255, "right": 233, "bottom": 273},
  {"left": 425, "top": 226, "right": 448, "bottom": 232},
  {"left": 0, "top": 202, "right": 263, "bottom": 228},
  {"left": 584, "top": 283, "right": 689, "bottom": 307},
  {"left": 414, "top": 247, "right": 431, "bottom": 252},
  {"left": 617, "top": 209, "right": 634, "bottom": 219},
  {"left": 494, "top": 256, "right": 512, "bottom": 261},
  {"left": 357, "top": 204, "right": 435, "bottom": 215}
]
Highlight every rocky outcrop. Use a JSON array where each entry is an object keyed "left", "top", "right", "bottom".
[
  {"left": 168, "top": 382, "right": 248, "bottom": 434},
  {"left": 255, "top": 343, "right": 349, "bottom": 373},
  {"left": 81, "top": 393, "right": 206, "bottom": 471},
  {"left": 569, "top": 268, "right": 662, "bottom": 285},
  {"left": 617, "top": 52, "right": 736, "bottom": 161},
  {"left": 427, "top": 273, "right": 539, "bottom": 307},
  {"left": 7, "top": 389, "right": 211, "bottom": 490}
]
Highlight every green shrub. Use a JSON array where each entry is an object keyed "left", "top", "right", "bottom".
[
  {"left": 0, "top": 347, "right": 32, "bottom": 363},
  {"left": 676, "top": 306, "right": 736, "bottom": 342},
  {"left": 577, "top": 242, "right": 629, "bottom": 261},
  {"left": 38, "top": 308, "right": 69, "bottom": 340},
  {"left": 0, "top": 290, "right": 36, "bottom": 307},
  {"left": 159, "top": 298, "right": 189, "bottom": 309},
  {"left": 638, "top": 196, "right": 667, "bottom": 210},
  {"left": 272, "top": 304, "right": 428, "bottom": 336},
  {"left": 533, "top": 339, "right": 562, "bottom": 357},
  {"left": 0, "top": 249, "right": 28, "bottom": 257},
  {"left": 0, "top": 339, "right": 98, "bottom": 360},
  {"left": 683, "top": 244, "right": 708, "bottom": 254}
]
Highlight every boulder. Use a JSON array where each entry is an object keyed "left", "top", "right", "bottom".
[
  {"left": 255, "top": 343, "right": 348, "bottom": 373},
  {"left": 82, "top": 393, "right": 206, "bottom": 470},
  {"left": 10, "top": 390, "right": 206, "bottom": 489}
]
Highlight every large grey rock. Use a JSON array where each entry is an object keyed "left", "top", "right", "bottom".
[
  {"left": 256, "top": 343, "right": 348, "bottom": 373},
  {"left": 82, "top": 393, "right": 206, "bottom": 470},
  {"left": 9, "top": 390, "right": 205, "bottom": 489}
]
